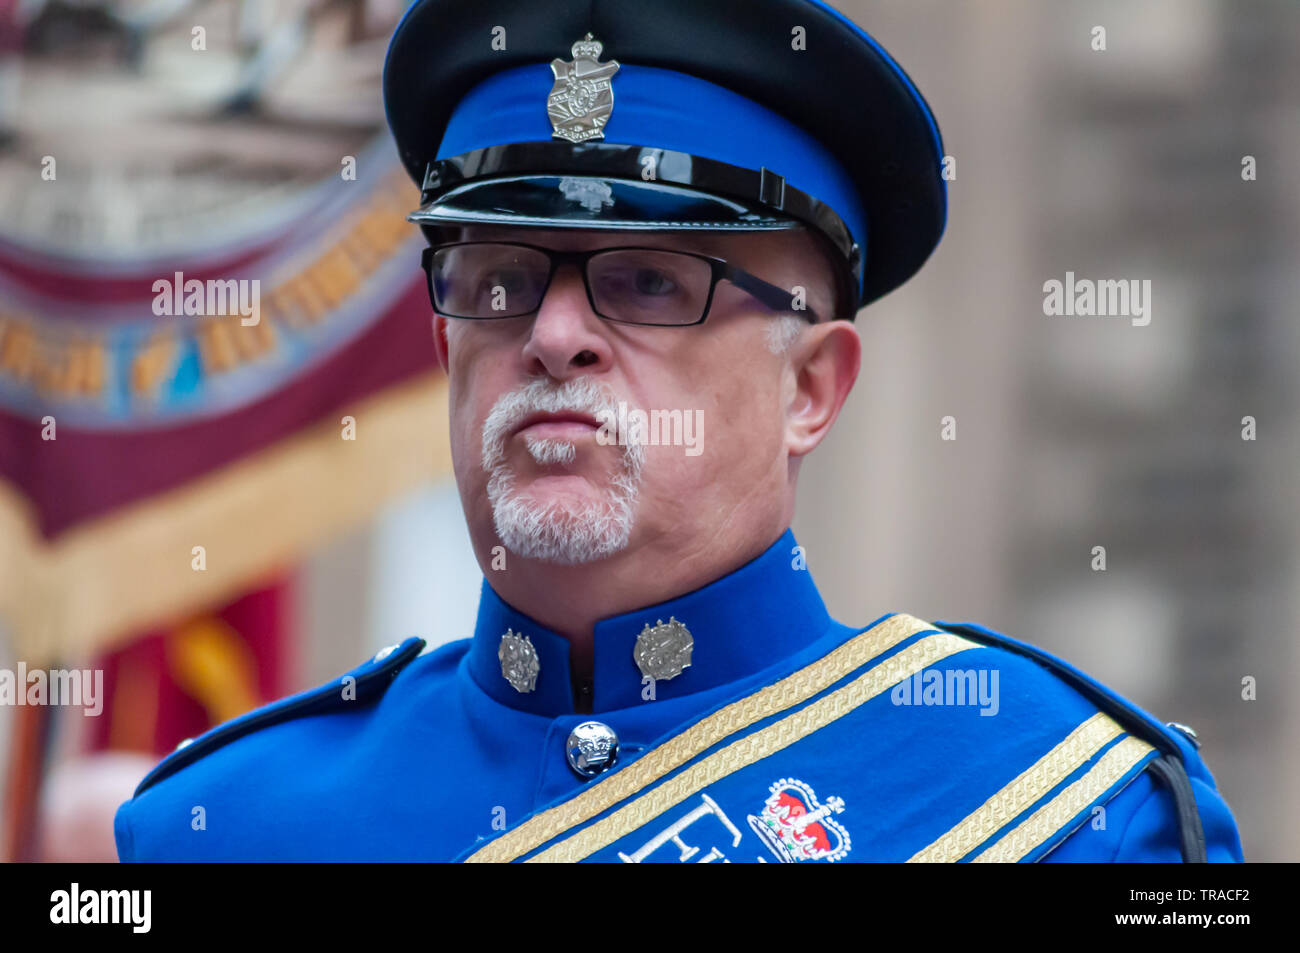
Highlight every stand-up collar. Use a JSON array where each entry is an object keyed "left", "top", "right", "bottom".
[{"left": 464, "top": 529, "right": 832, "bottom": 716}]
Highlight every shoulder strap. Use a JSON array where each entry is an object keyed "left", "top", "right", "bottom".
[
  {"left": 132, "top": 637, "right": 425, "bottom": 797},
  {"left": 1145, "top": 755, "right": 1208, "bottom": 862}
]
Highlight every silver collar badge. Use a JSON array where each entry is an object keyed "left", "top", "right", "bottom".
[
  {"left": 498, "top": 629, "right": 540, "bottom": 693},
  {"left": 547, "top": 33, "right": 620, "bottom": 142},
  {"left": 634, "top": 616, "right": 694, "bottom": 682}
]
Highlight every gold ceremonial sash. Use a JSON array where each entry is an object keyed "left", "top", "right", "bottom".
[
  {"left": 909, "top": 711, "right": 1155, "bottom": 862},
  {"left": 971, "top": 735, "right": 1155, "bottom": 862}
]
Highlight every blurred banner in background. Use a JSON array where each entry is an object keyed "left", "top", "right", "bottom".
[
  {"left": 0, "top": 0, "right": 449, "bottom": 860},
  {"left": 0, "top": 0, "right": 1296, "bottom": 862}
]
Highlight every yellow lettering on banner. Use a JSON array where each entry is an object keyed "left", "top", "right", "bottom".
[
  {"left": 269, "top": 275, "right": 320, "bottom": 329},
  {"left": 294, "top": 272, "right": 331, "bottom": 324},
  {"left": 131, "top": 331, "right": 176, "bottom": 398},
  {"left": 54, "top": 338, "right": 106, "bottom": 397},
  {"left": 337, "top": 219, "right": 380, "bottom": 273},
  {"left": 328, "top": 246, "right": 363, "bottom": 305},
  {"left": 234, "top": 172, "right": 420, "bottom": 337},
  {"left": 298, "top": 261, "right": 343, "bottom": 313},
  {"left": 356, "top": 197, "right": 410, "bottom": 257},
  {"left": 24, "top": 333, "right": 67, "bottom": 396},
  {"left": 327, "top": 235, "right": 369, "bottom": 291},
  {"left": 17, "top": 331, "right": 64, "bottom": 396},
  {"left": 0, "top": 319, "right": 12, "bottom": 379},
  {"left": 254, "top": 296, "right": 281, "bottom": 332},
  {"left": 198, "top": 318, "right": 238, "bottom": 374},
  {"left": 198, "top": 316, "right": 276, "bottom": 375},
  {"left": 0, "top": 319, "right": 36, "bottom": 382},
  {"left": 305, "top": 247, "right": 359, "bottom": 310},
  {"left": 297, "top": 261, "right": 335, "bottom": 312},
  {"left": 233, "top": 313, "right": 276, "bottom": 362},
  {"left": 31, "top": 347, "right": 56, "bottom": 392},
  {"left": 315, "top": 174, "right": 418, "bottom": 287},
  {"left": 265, "top": 283, "right": 311, "bottom": 330},
  {"left": 349, "top": 213, "right": 388, "bottom": 262}
]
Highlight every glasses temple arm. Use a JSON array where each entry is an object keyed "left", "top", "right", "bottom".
[{"left": 720, "top": 264, "right": 820, "bottom": 324}]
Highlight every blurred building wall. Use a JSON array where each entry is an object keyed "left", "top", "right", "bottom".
[{"left": 794, "top": 0, "right": 1300, "bottom": 862}]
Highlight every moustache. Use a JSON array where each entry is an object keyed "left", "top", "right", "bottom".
[{"left": 481, "top": 377, "right": 628, "bottom": 471}]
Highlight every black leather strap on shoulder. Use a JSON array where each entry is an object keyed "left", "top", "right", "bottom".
[{"left": 1145, "top": 754, "right": 1208, "bottom": 863}]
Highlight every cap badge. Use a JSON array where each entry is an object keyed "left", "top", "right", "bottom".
[
  {"left": 498, "top": 629, "right": 540, "bottom": 693},
  {"left": 558, "top": 176, "right": 615, "bottom": 212},
  {"left": 548, "top": 33, "right": 620, "bottom": 143},
  {"left": 634, "top": 616, "right": 694, "bottom": 682}
]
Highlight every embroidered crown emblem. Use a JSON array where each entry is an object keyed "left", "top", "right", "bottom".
[{"left": 746, "top": 777, "right": 851, "bottom": 863}]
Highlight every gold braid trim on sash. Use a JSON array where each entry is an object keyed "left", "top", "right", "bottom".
[
  {"left": 972, "top": 735, "right": 1157, "bottom": 863},
  {"left": 525, "top": 631, "right": 981, "bottom": 863},
  {"left": 908, "top": 711, "right": 1124, "bottom": 862},
  {"left": 465, "top": 613, "right": 953, "bottom": 863}
]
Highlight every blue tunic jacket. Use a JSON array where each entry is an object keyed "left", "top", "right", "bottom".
[{"left": 114, "top": 530, "right": 1243, "bottom": 863}]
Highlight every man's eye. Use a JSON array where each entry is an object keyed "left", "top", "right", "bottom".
[{"left": 631, "top": 269, "right": 678, "bottom": 296}]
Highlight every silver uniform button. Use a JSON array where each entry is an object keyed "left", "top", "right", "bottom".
[
  {"left": 566, "top": 721, "right": 619, "bottom": 778},
  {"left": 634, "top": 616, "right": 694, "bottom": 682},
  {"left": 499, "top": 629, "right": 540, "bottom": 693}
]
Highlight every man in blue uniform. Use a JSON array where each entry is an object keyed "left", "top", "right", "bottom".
[{"left": 115, "top": 0, "right": 1243, "bottom": 862}]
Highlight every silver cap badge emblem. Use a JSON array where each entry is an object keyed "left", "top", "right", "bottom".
[
  {"left": 634, "top": 616, "right": 694, "bottom": 682},
  {"left": 498, "top": 629, "right": 540, "bottom": 693},
  {"left": 547, "top": 33, "right": 620, "bottom": 143}
]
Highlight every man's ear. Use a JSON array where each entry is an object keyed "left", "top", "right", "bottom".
[
  {"left": 432, "top": 313, "right": 451, "bottom": 373},
  {"left": 785, "top": 320, "right": 861, "bottom": 458}
]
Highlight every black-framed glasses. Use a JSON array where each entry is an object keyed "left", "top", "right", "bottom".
[{"left": 420, "top": 241, "right": 821, "bottom": 327}]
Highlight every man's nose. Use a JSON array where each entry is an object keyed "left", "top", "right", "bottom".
[{"left": 520, "top": 263, "right": 613, "bottom": 378}]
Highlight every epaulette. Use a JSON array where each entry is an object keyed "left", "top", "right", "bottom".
[
  {"left": 935, "top": 620, "right": 1207, "bottom": 862},
  {"left": 131, "top": 636, "right": 426, "bottom": 798}
]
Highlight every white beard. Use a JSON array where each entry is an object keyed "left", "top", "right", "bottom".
[
  {"left": 481, "top": 377, "right": 645, "bottom": 565},
  {"left": 523, "top": 436, "right": 577, "bottom": 466}
]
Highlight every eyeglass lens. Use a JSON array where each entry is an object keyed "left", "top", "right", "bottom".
[{"left": 429, "top": 243, "right": 714, "bottom": 326}]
